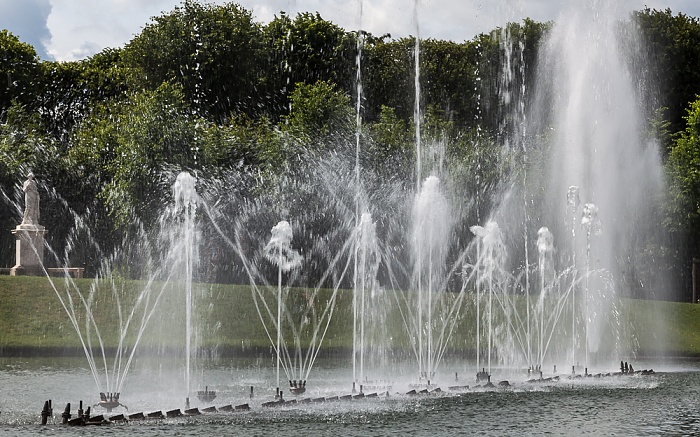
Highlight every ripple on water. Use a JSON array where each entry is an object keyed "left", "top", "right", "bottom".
[{"left": 1, "top": 360, "right": 700, "bottom": 436}]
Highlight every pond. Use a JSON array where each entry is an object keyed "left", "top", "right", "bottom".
[{"left": 1, "top": 357, "right": 698, "bottom": 436}]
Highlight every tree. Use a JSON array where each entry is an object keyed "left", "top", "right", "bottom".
[
  {"left": 663, "top": 96, "right": 700, "bottom": 299},
  {"left": 284, "top": 80, "right": 353, "bottom": 145},
  {"left": 366, "top": 105, "right": 412, "bottom": 178},
  {"left": 37, "top": 48, "right": 130, "bottom": 142},
  {"left": 0, "top": 30, "right": 41, "bottom": 118},
  {"left": 419, "top": 39, "right": 479, "bottom": 129},
  {"left": 475, "top": 19, "right": 551, "bottom": 136},
  {"left": 69, "top": 83, "right": 205, "bottom": 228},
  {"left": 363, "top": 37, "right": 414, "bottom": 123},
  {"left": 666, "top": 96, "right": 700, "bottom": 234},
  {"left": 634, "top": 8, "right": 700, "bottom": 143},
  {"left": 124, "top": 0, "right": 264, "bottom": 122},
  {"left": 262, "top": 12, "right": 356, "bottom": 119},
  {"left": 201, "top": 114, "right": 284, "bottom": 174}
]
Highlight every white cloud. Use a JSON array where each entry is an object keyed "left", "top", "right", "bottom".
[{"left": 46, "top": 0, "right": 178, "bottom": 61}]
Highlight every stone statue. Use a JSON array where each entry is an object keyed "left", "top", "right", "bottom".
[
  {"left": 10, "top": 172, "right": 50, "bottom": 276},
  {"left": 22, "top": 173, "right": 39, "bottom": 226}
]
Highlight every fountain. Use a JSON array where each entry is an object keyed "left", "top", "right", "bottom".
[
  {"left": 1, "top": 170, "right": 208, "bottom": 411},
  {"left": 372, "top": 0, "right": 663, "bottom": 378},
  {"left": 262, "top": 220, "right": 303, "bottom": 395},
  {"left": 352, "top": 212, "right": 384, "bottom": 388},
  {"left": 527, "top": 0, "right": 662, "bottom": 368},
  {"left": 165, "top": 172, "right": 201, "bottom": 406},
  {"left": 205, "top": 1, "right": 647, "bottom": 387},
  {"left": 209, "top": 198, "right": 358, "bottom": 398},
  {"left": 469, "top": 221, "right": 506, "bottom": 378},
  {"left": 412, "top": 176, "right": 450, "bottom": 380},
  {"left": 0, "top": 2, "right": 671, "bottom": 423}
]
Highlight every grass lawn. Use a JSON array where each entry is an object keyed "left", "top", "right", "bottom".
[{"left": 1, "top": 275, "right": 700, "bottom": 358}]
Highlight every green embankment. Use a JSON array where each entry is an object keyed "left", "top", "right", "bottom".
[
  {"left": 1, "top": 275, "right": 700, "bottom": 357},
  {"left": 0, "top": 276, "right": 357, "bottom": 354}
]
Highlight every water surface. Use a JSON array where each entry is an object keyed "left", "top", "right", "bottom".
[{"left": 0, "top": 358, "right": 698, "bottom": 436}]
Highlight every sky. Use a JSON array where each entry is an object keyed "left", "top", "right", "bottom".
[{"left": 1, "top": 0, "right": 700, "bottom": 62}]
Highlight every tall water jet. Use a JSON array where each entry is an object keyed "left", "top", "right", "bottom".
[
  {"left": 475, "top": 0, "right": 665, "bottom": 369},
  {"left": 219, "top": 176, "right": 358, "bottom": 394},
  {"left": 580, "top": 202, "right": 601, "bottom": 367},
  {"left": 532, "top": 0, "right": 664, "bottom": 364},
  {"left": 352, "top": 0, "right": 367, "bottom": 387},
  {"left": 470, "top": 221, "right": 506, "bottom": 376},
  {"left": 536, "top": 227, "right": 554, "bottom": 367},
  {"left": 167, "top": 172, "right": 200, "bottom": 400},
  {"left": 566, "top": 185, "right": 581, "bottom": 366},
  {"left": 354, "top": 213, "right": 381, "bottom": 384},
  {"left": 263, "top": 220, "right": 302, "bottom": 394},
  {"left": 412, "top": 0, "right": 422, "bottom": 191},
  {"left": 411, "top": 176, "right": 451, "bottom": 380}
]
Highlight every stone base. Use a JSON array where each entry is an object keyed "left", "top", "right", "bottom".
[
  {"left": 9, "top": 266, "right": 45, "bottom": 276},
  {"left": 11, "top": 224, "right": 47, "bottom": 276}
]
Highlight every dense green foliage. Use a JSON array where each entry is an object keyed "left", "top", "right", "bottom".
[
  {"left": 124, "top": 2, "right": 265, "bottom": 122},
  {"left": 0, "top": 2, "right": 700, "bottom": 300},
  {"left": 633, "top": 8, "right": 700, "bottom": 144},
  {"left": 665, "top": 97, "right": 700, "bottom": 286}
]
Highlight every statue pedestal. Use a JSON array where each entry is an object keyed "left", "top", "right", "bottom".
[{"left": 10, "top": 224, "right": 48, "bottom": 276}]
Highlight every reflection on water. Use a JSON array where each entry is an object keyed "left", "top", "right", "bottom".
[{"left": 1, "top": 357, "right": 699, "bottom": 436}]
